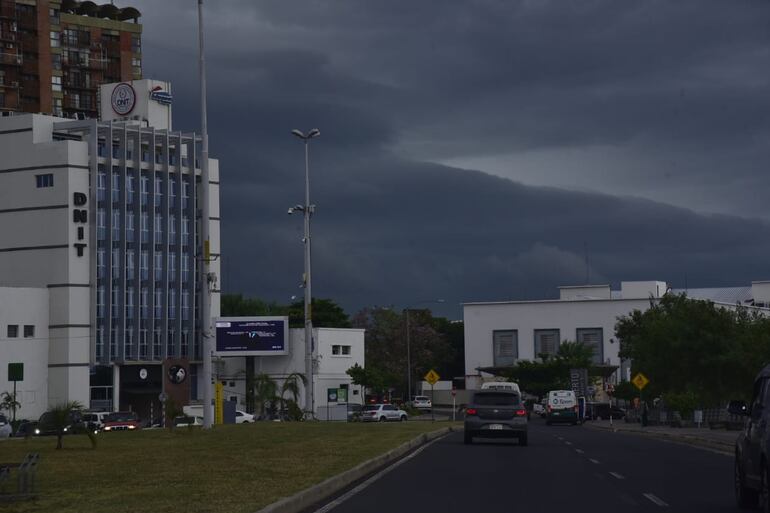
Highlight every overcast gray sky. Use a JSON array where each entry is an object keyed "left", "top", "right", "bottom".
[{"left": 131, "top": 0, "right": 770, "bottom": 318}]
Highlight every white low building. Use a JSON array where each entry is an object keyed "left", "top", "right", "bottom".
[
  {"left": 212, "top": 327, "right": 365, "bottom": 417},
  {"left": 463, "top": 280, "right": 770, "bottom": 391}
]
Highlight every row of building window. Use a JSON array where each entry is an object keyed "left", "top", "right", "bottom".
[
  {"left": 492, "top": 328, "right": 604, "bottom": 367},
  {"left": 96, "top": 173, "right": 191, "bottom": 207},
  {"left": 96, "top": 286, "right": 197, "bottom": 320},
  {"left": 96, "top": 249, "right": 193, "bottom": 280},
  {"left": 6, "top": 325, "right": 35, "bottom": 338},
  {"left": 96, "top": 211, "right": 192, "bottom": 245},
  {"left": 97, "top": 145, "right": 191, "bottom": 167},
  {"left": 95, "top": 328, "right": 198, "bottom": 360}
]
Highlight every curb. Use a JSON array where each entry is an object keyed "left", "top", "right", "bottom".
[
  {"left": 255, "top": 426, "right": 457, "bottom": 513},
  {"left": 583, "top": 422, "right": 735, "bottom": 455}
]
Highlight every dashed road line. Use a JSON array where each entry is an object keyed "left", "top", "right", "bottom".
[
  {"left": 564, "top": 441, "right": 572, "bottom": 446},
  {"left": 588, "top": 458, "right": 600, "bottom": 464},
  {"left": 609, "top": 472, "right": 625, "bottom": 480},
  {"left": 643, "top": 493, "right": 669, "bottom": 507},
  {"left": 575, "top": 449, "right": 584, "bottom": 454}
]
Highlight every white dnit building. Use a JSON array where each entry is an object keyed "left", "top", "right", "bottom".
[{"left": 0, "top": 79, "right": 221, "bottom": 421}]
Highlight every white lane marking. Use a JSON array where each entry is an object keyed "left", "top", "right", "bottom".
[
  {"left": 564, "top": 441, "right": 572, "bottom": 446},
  {"left": 557, "top": 436, "right": 564, "bottom": 440},
  {"left": 575, "top": 449, "right": 584, "bottom": 454},
  {"left": 589, "top": 458, "right": 600, "bottom": 464},
  {"left": 312, "top": 435, "right": 445, "bottom": 513},
  {"left": 609, "top": 472, "right": 625, "bottom": 480},
  {"left": 643, "top": 493, "right": 669, "bottom": 507}
]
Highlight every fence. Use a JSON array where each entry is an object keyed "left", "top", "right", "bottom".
[{"left": 625, "top": 406, "right": 744, "bottom": 429}]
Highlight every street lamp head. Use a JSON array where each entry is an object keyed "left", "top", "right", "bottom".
[
  {"left": 291, "top": 129, "right": 305, "bottom": 139},
  {"left": 308, "top": 128, "right": 320, "bottom": 138}
]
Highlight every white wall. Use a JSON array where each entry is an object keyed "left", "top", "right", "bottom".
[
  {"left": 463, "top": 298, "right": 653, "bottom": 386},
  {"left": 0, "top": 115, "right": 91, "bottom": 413},
  {"left": 0, "top": 287, "right": 50, "bottom": 420}
]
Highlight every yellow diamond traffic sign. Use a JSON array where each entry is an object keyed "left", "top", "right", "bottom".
[
  {"left": 424, "top": 369, "right": 441, "bottom": 386},
  {"left": 632, "top": 372, "right": 650, "bottom": 391}
]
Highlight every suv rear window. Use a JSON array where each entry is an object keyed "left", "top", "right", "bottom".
[
  {"left": 364, "top": 405, "right": 380, "bottom": 411},
  {"left": 473, "top": 392, "right": 520, "bottom": 406}
]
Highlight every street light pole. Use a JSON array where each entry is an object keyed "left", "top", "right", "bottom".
[
  {"left": 404, "top": 299, "right": 445, "bottom": 401},
  {"left": 198, "top": 0, "right": 213, "bottom": 430},
  {"left": 290, "top": 129, "right": 320, "bottom": 418}
]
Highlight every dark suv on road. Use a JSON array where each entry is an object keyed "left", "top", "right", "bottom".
[{"left": 730, "top": 364, "right": 770, "bottom": 511}]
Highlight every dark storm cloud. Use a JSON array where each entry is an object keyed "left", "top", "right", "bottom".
[{"left": 128, "top": 0, "right": 770, "bottom": 316}]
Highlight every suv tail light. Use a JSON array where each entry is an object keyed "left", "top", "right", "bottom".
[
  {"left": 466, "top": 408, "right": 477, "bottom": 416},
  {"left": 516, "top": 409, "right": 527, "bottom": 416}
]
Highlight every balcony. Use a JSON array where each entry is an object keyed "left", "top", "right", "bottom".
[
  {"left": 63, "top": 75, "right": 96, "bottom": 89},
  {"left": 0, "top": 28, "right": 16, "bottom": 43},
  {"left": 0, "top": 51, "right": 20, "bottom": 65}
]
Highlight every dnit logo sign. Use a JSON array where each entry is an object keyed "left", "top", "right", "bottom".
[{"left": 111, "top": 83, "right": 136, "bottom": 115}]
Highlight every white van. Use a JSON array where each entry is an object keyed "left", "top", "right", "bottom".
[
  {"left": 546, "top": 390, "right": 579, "bottom": 425},
  {"left": 481, "top": 381, "right": 521, "bottom": 395}
]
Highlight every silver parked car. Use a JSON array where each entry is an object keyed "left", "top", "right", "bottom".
[
  {"left": 362, "top": 404, "right": 408, "bottom": 422},
  {"left": 464, "top": 390, "right": 528, "bottom": 445}
]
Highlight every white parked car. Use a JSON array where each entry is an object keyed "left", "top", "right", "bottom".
[
  {"left": 235, "top": 410, "right": 255, "bottom": 424},
  {"left": 0, "top": 414, "right": 11, "bottom": 438},
  {"left": 412, "top": 396, "right": 432, "bottom": 410},
  {"left": 362, "top": 404, "right": 408, "bottom": 422}
]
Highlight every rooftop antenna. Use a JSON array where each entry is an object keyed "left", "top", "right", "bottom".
[{"left": 584, "top": 242, "right": 590, "bottom": 284}]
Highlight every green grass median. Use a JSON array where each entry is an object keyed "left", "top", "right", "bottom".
[{"left": 1, "top": 421, "right": 455, "bottom": 513}]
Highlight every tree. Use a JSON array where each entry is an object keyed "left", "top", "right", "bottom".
[
  {"left": 40, "top": 401, "right": 84, "bottom": 450},
  {"left": 346, "top": 363, "right": 391, "bottom": 404},
  {"left": 286, "top": 298, "right": 352, "bottom": 328},
  {"left": 495, "top": 342, "right": 598, "bottom": 397},
  {"left": 252, "top": 373, "right": 278, "bottom": 418},
  {"left": 351, "top": 306, "right": 456, "bottom": 398},
  {"left": 280, "top": 372, "right": 307, "bottom": 420},
  {"left": 0, "top": 391, "right": 21, "bottom": 422},
  {"left": 616, "top": 293, "right": 770, "bottom": 406}
]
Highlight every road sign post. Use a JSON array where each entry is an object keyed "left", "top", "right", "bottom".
[
  {"left": 424, "top": 369, "right": 441, "bottom": 422},
  {"left": 632, "top": 372, "right": 650, "bottom": 427},
  {"left": 452, "top": 386, "right": 457, "bottom": 422}
]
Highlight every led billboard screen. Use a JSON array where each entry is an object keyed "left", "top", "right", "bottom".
[{"left": 214, "top": 317, "right": 289, "bottom": 356}]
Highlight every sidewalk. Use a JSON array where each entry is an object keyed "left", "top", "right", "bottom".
[{"left": 583, "top": 419, "right": 740, "bottom": 454}]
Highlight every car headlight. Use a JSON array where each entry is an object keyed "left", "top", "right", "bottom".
[
  {"left": 128, "top": 425, "right": 135, "bottom": 430},
  {"left": 63, "top": 427, "right": 68, "bottom": 432},
  {"left": 34, "top": 428, "right": 40, "bottom": 435},
  {"left": 104, "top": 426, "right": 111, "bottom": 431}
]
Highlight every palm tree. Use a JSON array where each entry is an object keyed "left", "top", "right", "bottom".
[
  {"left": 253, "top": 373, "right": 278, "bottom": 418},
  {"left": 0, "top": 391, "right": 21, "bottom": 422},
  {"left": 280, "top": 372, "right": 307, "bottom": 413},
  {"left": 41, "top": 401, "right": 84, "bottom": 450}
]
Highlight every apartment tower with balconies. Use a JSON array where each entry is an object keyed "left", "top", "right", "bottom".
[{"left": 0, "top": 0, "right": 140, "bottom": 118}]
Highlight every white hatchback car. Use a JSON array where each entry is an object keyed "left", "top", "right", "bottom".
[
  {"left": 362, "top": 404, "right": 408, "bottom": 422},
  {"left": 412, "top": 396, "right": 432, "bottom": 410}
]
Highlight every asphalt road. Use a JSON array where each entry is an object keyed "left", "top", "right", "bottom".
[{"left": 313, "top": 418, "right": 737, "bottom": 512}]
